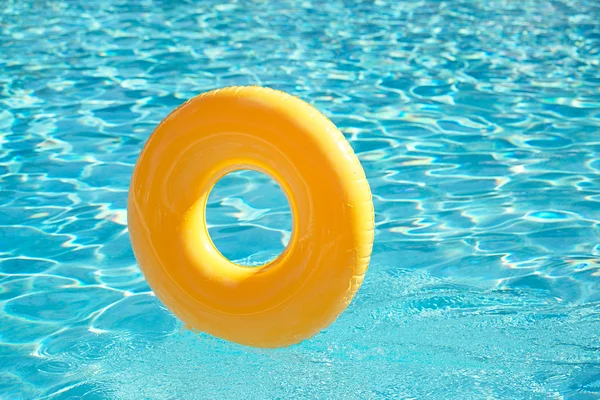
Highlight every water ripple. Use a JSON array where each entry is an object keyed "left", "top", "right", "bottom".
[{"left": 1, "top": 0, "right": 600, "bottom": 398}]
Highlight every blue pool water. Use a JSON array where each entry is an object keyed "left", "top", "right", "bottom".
[{"left": 1, "top": 0, "right": 600, "bottom": 398}]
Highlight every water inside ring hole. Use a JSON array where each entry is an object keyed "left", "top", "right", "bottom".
[{"left": 206, "top": 169, "right": 292, "bottom": 267}]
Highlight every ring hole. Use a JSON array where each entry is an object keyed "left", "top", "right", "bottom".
[{"left": 206, "top": 169, "right": 292, "bottom": 267}]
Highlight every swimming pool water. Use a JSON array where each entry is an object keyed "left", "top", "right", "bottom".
[{"left": 1, "top": 0, "right": 600, "bottom": 398}]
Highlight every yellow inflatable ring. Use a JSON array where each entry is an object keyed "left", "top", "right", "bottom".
[{"left": 128, "top": 86, "right": 374, "bottom": 348}]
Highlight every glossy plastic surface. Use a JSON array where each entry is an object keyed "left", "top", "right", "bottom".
[{"left": 127, "top": 86, "right": 374, "bottom": 348}]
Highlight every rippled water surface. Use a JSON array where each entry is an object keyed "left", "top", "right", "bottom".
[{"left": 2, "top": 0, "right": 600, "bottom": 398}]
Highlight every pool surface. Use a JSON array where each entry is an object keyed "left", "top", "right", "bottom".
[{"left": 2, "top": 0, "right": 600, "bottom": 398}]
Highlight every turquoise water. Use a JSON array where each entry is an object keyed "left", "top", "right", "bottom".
[{"left": 2, "top": 0, "right": 600, "bottom": 398}]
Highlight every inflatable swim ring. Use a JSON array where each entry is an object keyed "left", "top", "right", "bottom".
[{"left": 128, "top": 86, "right": 374, "bottom": 348}]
